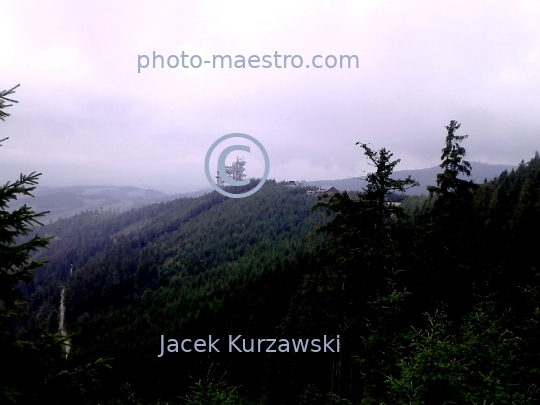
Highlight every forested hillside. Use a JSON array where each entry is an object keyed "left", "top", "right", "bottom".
[
  {"left": 17, "top": 180, "right": 330, "bottom": 403},
  {"left": 5, "top": 129, "right": 540, "bottom": 404}
]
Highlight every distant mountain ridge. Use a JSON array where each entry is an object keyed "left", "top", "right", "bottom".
[
  {"left": 10, "top": 162, "right": 514, "bottom": 222},
  {"left": 305, "top": 161, "right": 516, "bottom": 195},
  {"left": 9, "top": 185, "right": 212, "bottom": 223}
]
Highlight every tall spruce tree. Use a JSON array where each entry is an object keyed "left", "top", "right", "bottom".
[
  {"left": 314, "top": 142, "right": 418, "bottom": 258},
  {"left": 308, "top": 142, "right": 418, "bottom": 399},
  {"left": 420, "top": 120, "right": 479, "bottom": 320},
  {"left": 0, "top": 84, "right": 54, "bottom": 402},
  {"left": 427, "top": 120, "right": 477, "bottom": 202},
  {"left": 0, "top": 85, "right": 111, "bottom": 404},
  {"left": 1, "top": 84, "right": 51, "bottom": 328}
]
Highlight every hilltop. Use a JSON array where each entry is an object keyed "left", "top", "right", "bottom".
[{"left": 306, "top": 161, "right": 515, "bottom": 194}]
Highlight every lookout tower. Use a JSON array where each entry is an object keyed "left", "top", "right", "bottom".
[{"left": 216, "top": 157, "right": 247, "bottom": 188}]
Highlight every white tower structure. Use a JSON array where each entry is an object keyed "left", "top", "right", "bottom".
[{"left": 216, "top": 157, "right": 247, "bottom": 188}]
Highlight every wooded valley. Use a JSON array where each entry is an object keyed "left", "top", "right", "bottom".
[{"left": 3, "top": 121, "right": 540, "bottom": 404}]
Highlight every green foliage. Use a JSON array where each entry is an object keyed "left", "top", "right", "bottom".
[
  {"left": 299, "top": 384, "right": 352, "bottom": 405},
  {"left": 182, "top": 366, "right": 239, "bottom": 405},
  {"left": 5, "top": 331, "right": 112, "bottom": 403},
  {"left": 13, "top": 118, "right": 540, "bottom": 404},
  {"left": 357, "top": 274, "right": 411, "bottom": 405},
  {"left": 0, "top": 172, "right": 51, "bottom": 315},
  {"left": 385, "top": 302, "right": 537, "bottom": 405}
]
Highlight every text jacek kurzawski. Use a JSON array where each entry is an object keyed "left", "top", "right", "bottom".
[{"left": 157, "top": 335, "right": 340, "bottom": 357}]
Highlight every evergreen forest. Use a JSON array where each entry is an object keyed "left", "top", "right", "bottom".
[{"left": 3, "top": 87, "right": 540, "bottom": 404}]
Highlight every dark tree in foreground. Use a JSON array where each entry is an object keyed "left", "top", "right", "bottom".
[
  {"left": 356, "top": 143, "right": 419, "bottom": 230},
  {"left": 1, "top": 85, "right": 111, "bottom": 404},
  {"left": 303, "top": 143, "right": 418, "bottom": 400},
  {"left": 314, "top": 142, "right": 418, "bottom": 256},
  {"left": 417, "top": 120, "right": 481, "bottom": 323},
  {"left": 427, "top": 120, "right": 478, "bottom": 201},
  {"left": 0, "top": 83, "right": 50, "bottom": 331}
]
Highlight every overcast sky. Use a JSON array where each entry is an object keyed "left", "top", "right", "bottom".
[{"left": 1, "top": 0, "right": 539, "bottom": 193}]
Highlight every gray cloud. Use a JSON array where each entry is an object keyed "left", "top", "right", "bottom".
[{"left": 2, "top": 1, "right": 539, "bottom": 193}]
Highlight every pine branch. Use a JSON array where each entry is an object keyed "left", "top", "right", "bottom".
[{"left": 0, "top": 84, "right": 20, "bottom": 121}]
